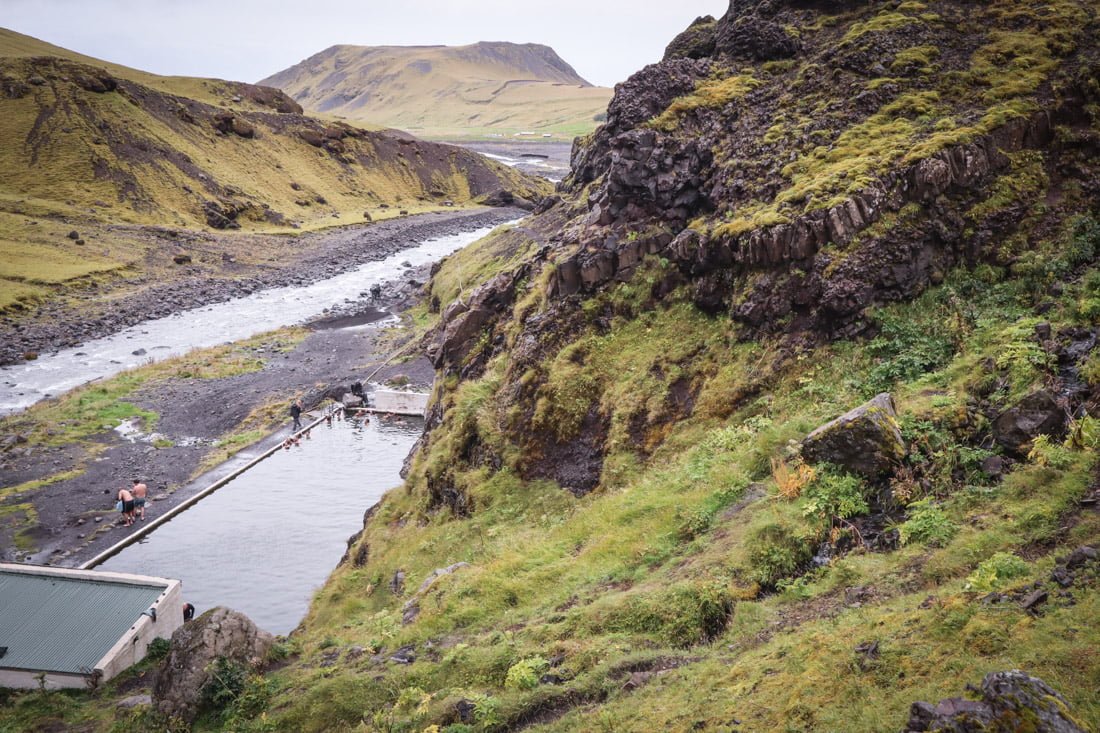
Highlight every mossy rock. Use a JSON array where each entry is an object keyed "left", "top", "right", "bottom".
[{"left": 802, "top": 392, "right": 907, "bottom": 477}]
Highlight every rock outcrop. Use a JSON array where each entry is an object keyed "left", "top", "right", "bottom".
[
  {"left": 153, "top": 607, "right": 273, "bottom": 723},
  {"left": 802, "top": 393, "right": 907, "bottom": 477},
  {"left": 903, "top": 670, "right": 1087, "bottom": 732},
  {"left": 991, "top": 390, "right": 1067, "bottom": 454}
]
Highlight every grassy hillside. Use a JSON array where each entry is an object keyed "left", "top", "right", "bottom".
[
  {"left": 259, "top": 42, "right": 613, "bottom": 140},
  {"left": 250, "top": 0, "right": 1099, "bottom": 730},
  {"left": 0, "top": 29, "right": 548, "bottom": 316}
]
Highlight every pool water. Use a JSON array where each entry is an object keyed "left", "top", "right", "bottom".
[{"left": 99, "top": 412, "right": 422, "bottom": 635}]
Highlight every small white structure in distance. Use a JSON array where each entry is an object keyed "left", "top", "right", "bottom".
[
  {"left": 369, "top": 385, "right": 430, "bottom": 416},
  {"left": 0, "top": 563, "right": 183, "bottom": 689}
]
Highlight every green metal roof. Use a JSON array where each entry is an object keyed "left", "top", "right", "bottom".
[{"left": 0, "top": 570, "right": 166, "bottom": 674}]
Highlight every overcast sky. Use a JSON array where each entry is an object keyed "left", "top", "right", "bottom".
[{"left": 3, "top": 0, "right": 729, "bottom": 88}]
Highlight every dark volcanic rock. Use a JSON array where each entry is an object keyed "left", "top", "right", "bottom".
[
  {"left": 903, "top": 670, "right": 1086, "bottom": 732},
  {"left": 569, "top": 57, "right": 711, "bottom": 188},
  {"left": 714, "top": 9, "right": 801, "bottom": 62},
  {"left": 991, "top": 390, "right": 1066, "bottom": 454},
  {"left": 664, "top": 15, "right": 718, "bottom": 60},
  {"left": 202, "top": 200, "right": 242, "bottom": 230},
  {"left": 802, "top": 393, "right": 907, "bottom": 477}
]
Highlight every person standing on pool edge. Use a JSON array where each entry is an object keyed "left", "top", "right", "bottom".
[
  {"left": 117, "top": 485, "right": 135, "bottom": 527},
  {"left": 290, "top": 399, "right": 303, "bottom": 431},
  {"left": 131, "top": 478, "right": 148, "bottom": 521}
]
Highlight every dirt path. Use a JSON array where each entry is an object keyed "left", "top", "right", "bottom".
[{"left": 0, "top": 212, "right": 496, "bottom": 566}]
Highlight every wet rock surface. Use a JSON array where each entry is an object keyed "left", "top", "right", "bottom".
[
  {"left": 153, "top": 607, "right": 273, "bottom": 723},
  {"left": 991, "top": 390, "right": 1067, "bottom": 454}
]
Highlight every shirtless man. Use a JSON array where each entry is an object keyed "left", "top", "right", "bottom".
[
  {"left": 117, "top": 487, "right": 135, "bottom": 527},
  {"left": 132, "top": 479, "right": 148, "bottom": 521}
]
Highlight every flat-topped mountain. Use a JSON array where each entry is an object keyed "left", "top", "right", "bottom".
[{"left": 259, "top": 41, "right": 613, "bottom": 139}]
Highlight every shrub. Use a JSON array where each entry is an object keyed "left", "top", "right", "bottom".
[
  {"left": 145, "top": 637, "right": 171, "bottom": 661},
  {"left": 505, "top": 656, "right": 550, "bottom": 690},
  {"left": 200, "top": 657, "right": 247, "bottom": 712},
  {"left": 801, "top": 466, "right": 870, "bottom": 529},
  {"left": 1027, "top": 434, "right": 1075, "bottom": 469},
  {"left": 469, "top": 693, "right": 501, "bottom": 727},
  {"left": 748, "top": 522, "right": 814, "bottom": 589},
  {"left": 772, "top": 456, "right": 815, "bottom": 500},
  {"left": 864, "top": 303, "right": 959, "bottom": 394},
  {"left": 965, "top": 552, "right": 1030, "bottom": 592},
  {"left": 898, "top": 498, "right": 956, "bottom": 546}
]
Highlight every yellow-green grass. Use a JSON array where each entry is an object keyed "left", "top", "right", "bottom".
[
  {"left": 0, "top": 239, "right": 121, "bottom": 283},
  {"left": 650, "top": 73, "right": 763, "bottom": 132},
  {"left": 0, "top": 27, "right": 292, "bottom": 111},
  {"left": 0, "top": 33, "right": 547, "bottom": 239}
]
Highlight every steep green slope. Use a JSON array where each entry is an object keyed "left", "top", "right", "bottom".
[
  {"left": 259, "top": 42, "right": 613, "bottom": 140},
  {"left": 254, "top": 0, "right": 1100, "bottom": 730}
]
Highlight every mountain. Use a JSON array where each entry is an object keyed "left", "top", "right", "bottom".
[
  {"left": 0, "top": 29, "right": 547, "bottom": 313},
  {"left": 259, "top": 41, "right": 614, "bottom": 139}
]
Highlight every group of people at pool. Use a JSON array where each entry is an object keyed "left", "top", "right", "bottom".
[{"left": 115, "top": 479, "right": 147, "bottom": 526}]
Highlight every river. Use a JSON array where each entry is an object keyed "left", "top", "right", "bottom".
[{"left": 0, "top": 224, "right": 499, "bottom": 415}]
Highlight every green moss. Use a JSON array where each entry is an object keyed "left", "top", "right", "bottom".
[
  {"left": 891, "top": 45, "right": 941, "bottom": 74},
  {"left": 650, "top": 73, "right": 763, "bottom": 132},
  {"left": 841, "top": 11, "right": 921, "bottom": 44}
]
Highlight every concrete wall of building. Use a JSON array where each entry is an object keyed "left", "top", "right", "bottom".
[
  {"left": 0, "top": 668, "right": 88, "bottom": 690},
  {"left": 370, "top": 387, "right": 429, "bottom": 416},
  {"left": 96, "top": 578, "right": 183, "bottom": 683}
]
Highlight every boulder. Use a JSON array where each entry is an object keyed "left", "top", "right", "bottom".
[
  {"left": 714, "top": 13, "right": 801, "bottom": 62},
  {"left": 231, "top": 118, "right": 255, "bottom": 139},
  {"left": 802, "top": 393, "right": 906, "bottom": 477},
  {"left": 153, "top": 607, "right": 273, "bottom": 723},
  {"left": 663, "top": 15, "right": 718, "bottom": 60},
  {"left": 902, "top": 670, "right": 1086, "bottom": 732},
  {"left": 341, "top": 393, "right": 364, "bottom": 408},
  {"left": 992, "top": 390, "right": 1066, "bottom": 454},
  {"left": 202, "top": 200, "right": 242, "bottom": 230},
  {"left": 74, "top": 72, "right": 117, "bottom": 93}
]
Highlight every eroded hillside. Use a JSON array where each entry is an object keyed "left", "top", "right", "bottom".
[{"left": 0, "top": 29, "right": 548, "bottom": 326}]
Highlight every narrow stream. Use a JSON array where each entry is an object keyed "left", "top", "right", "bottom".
[
  {"left": 98, "top": 412, "right": 422, "bottom": 635},
  {"left": 0, "top": 225, "right": 499, "bottom": 415}
]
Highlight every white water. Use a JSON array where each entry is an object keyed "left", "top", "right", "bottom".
[{"left": 0, "top": 225, "right": 499, "bottom": 415}]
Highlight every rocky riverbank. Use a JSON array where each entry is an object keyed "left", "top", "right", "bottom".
[
  {"left": 0, "top": 211, "right": 507, "bottom": 566},
  {"left": 0, "top": 208, "right": 524, "bottom": 366}
]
